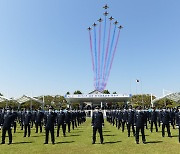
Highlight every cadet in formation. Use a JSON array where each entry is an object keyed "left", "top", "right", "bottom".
[
  {"left": 1, "top": 107, "right": 15, "bottom": 144},
  {"left": 91, "top": 106, "right": 104, "bottom": 144}
]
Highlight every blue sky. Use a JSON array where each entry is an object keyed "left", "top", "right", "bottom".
[{"left": 0, "top": 0, "right": 180, "bottom": 98}]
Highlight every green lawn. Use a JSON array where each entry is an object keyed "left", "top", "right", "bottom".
[{"left": 0, "top": 118, "right": 179, "bottom": 154}]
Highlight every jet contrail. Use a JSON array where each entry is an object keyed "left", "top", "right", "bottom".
[
  {"left": 104, "top": 24, "right": 117, "bottom": 85},
  {"left": 103, "top": 20, "right": 112, "bottom": 88},
  {"left": 88, "top": 29, "right": 96, "bottom": 89},
  {"left": 104, "top": 28, "right": 121, "bottom": 88},
  {"left": 87, "top": 5, "right": 123, "bottom": 91},
  {"left": 98, "top": 21, "right": 102, "bottom": 90},
  {"left": 93, "top": 25, "right": 98, "bottom": 89},
  {"left": 100, "top": 14, "right": 107, "bottom": 91}
]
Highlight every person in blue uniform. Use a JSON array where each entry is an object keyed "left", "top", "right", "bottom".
[
  {"left": 35, "top": 108, "right": 44, "bottom": 133},
  {"left": 64, "top": 108, "right": 71, "bottom": 133},
  {"left": 12, "top": 109, "right": 17, "bottom": 133},
  {"left": 150, "top": 107, "right": 158, "bottom": 132},
  {"left": 127, "top": 106, "right": 135, "bottom": 137},
  {"left": 56, "top": 109, "right": 66, "bottom": 137},
  {"left": 175, "top": 106, "right": 180, "bottom": 143},
  {"left": 161, "top": 107, "right": 171, "bottom": 137},
  {"left": 91, "top": 106, "right": 104, "bottom": 144},
  {"left": 23, "top": 108, "right": 32, "bottom": 137},
  {"left": 122, "top": 108, "right": 128, "bottom": 132},
  {"left": 44, "top": 106, "right": 56, "bottom": 144},
  {"left": 117, "top": 109, "right": 122, "bottom": 130},
  {"left": 1, "top": 107, "right": 14, "bottom": 145},
  {"left": 134, "top": 106, "right": 146, "bottom": 144}
]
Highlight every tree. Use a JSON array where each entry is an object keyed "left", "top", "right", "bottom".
[
  {"left": 130, "top": 94, "right": 156, "bottom": 108},
  {"left": 103, "top": 90, "right": 110, "bottom": 94},
  {"left": 74, "top": 90, "right": 82, "bottom": 94},
  {"left": 113, "top": 92, "right": 117, "bottom": 94},
  {"left": 0, "top": 93, "right": 3, "bottom": 96},
  {"left": 66, "top": 92, "right": 70, "bottom": 95},
  {"left": 154, "top": 98, "right": 177, "bottom": 108},
  {"left": 71, "top": 102, "right": 80, "bottom": 109}
]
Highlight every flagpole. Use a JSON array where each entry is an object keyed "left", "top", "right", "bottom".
[{"left": 141, "top": 79, "right": 144, "bottom": 107}]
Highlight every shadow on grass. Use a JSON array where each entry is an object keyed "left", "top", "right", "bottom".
[
  {"left": 139, "top": 135, "right": 149, "bottom": 137},
  {"left": 103, "top": 141, "right": 121, "bottom": 144},
  {"left": 12, "top": 141, "right": 33, "bottom": 144},
  {"left": 146, "top": 141, "right": 163, "bottom": 144},
  {"left": 72, "top": 131, "right": 83, "bottom": 133},
  {"left": 56, "top": 141, "right": 75, "bottom": 144},
  {"left": 70, "top": 134, "right": 80, "bottom": 137},
  {"left": 103, "top": 131, "right": 111, "bottom": 133},
  {"left": 171, "top": 135, "right": 179, "bottom": 138},
  {"left": 104, "top": 134, "right": 116, "bottom": 136},
  {"left": 65, "top": 134, "right": 80, "bottom": 137}
]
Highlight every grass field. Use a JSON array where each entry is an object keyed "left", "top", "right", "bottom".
[{"left": 0, "top": 118, "right": 179, "bottom": 154}]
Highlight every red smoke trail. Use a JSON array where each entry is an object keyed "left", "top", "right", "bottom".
[
  {"left": 89, "top": 30, "right": 96, "bottom": 88},
  {"left": 98, "top": 22, "right": 102, "bottom": 90},
  {"left": 102, "top": 21, "right": 112, "bottom": 89}
]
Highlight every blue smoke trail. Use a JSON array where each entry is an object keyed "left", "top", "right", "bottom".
[
  {"left": 94, "top": 26, "right": 98, "bottom": 89},
  {"left": 104, "top": 28, "right": 121, "bottom": 89},
  {"left": 100, "top": 16, "right": 107, "bottom": 91},
  {"left": 104, "top": 24, "right": 117, "bottom": 86}
]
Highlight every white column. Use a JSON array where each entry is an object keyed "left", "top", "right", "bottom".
[
  {"left": 101, "top": 102, "right": 103, "bottom": 109},
  {"left": 91, "top": 102, "right": 93, "bottom": 117},
  {"left": 151, "top": 94, "right": 153, "bottom": 107}
]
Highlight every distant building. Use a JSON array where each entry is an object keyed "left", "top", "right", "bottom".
[{"left": 65, "top": 90, "right": 131, "bottom": 116}]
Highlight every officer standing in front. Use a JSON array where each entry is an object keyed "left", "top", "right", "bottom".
[
  {"left": 44, "top": 106, "right": 56, "bottom": 144},
  {"left": 91, "top": 106, "right": 104, "bottom": 144},
  {"left": 1, "top": 107, "right": 14, "bottom": 145},
  {"left": 134, "top": 106, "right": 146, "bottom": 144}
]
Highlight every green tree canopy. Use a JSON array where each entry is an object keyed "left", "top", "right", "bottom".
[
  {"left": 74, "top": 90, "right": 82, "bottom": 94},
  {"left": 103, "top": 90, "right": 110, "bottom": 94},
  {"left": 66, "top": 92, "right": 70, "bottom": 95},
  {"left": 130, "top": 94, "right": 156, "bottom": 108}
]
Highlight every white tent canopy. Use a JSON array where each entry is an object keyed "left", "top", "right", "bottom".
[
  {"left": 0, "top": 96, "right": 10, "bottom": 102},
  {"left": 16, "top": 95, "right": 44, "bottom": 104},
  {"left": 152, "top": 92, "right": 180, "bottom": 104}
]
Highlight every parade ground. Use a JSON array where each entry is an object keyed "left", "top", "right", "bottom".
[{"left": 0, "top": 118, "right": 179, "bottom": 154}]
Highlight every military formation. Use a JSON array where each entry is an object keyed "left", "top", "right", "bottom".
[
  {"left": 0, "top": 106, "right": 86, "bottom": 145},
  {"left": 0, "top": 105, "right": 180, "bottom": 145},
  {"left": 106, "top": 106, "right": 180, "bottom": 144}
]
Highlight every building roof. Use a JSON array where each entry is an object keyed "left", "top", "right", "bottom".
[
  {"left": 0, "top": 96, "right": 10, "bottom": 102},
  {"left": 152, "top": 92, "right": 180, "bottom": 104},
  {"left": 65, "top": 93, "right": 131, "bottom": 103},
  {"left": 88, "top": 90, "right": 103, "bottom": 94},
  {"left": 16, "top": 95, "right": 44, "bottom": 104}
]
